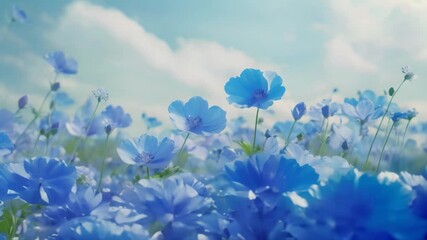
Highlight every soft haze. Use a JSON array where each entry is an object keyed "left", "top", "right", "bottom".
[{"left": 1, "top": 0, "right": 426, "bottom": 132}]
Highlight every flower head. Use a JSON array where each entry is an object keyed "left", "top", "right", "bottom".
[
  {"left": 44, "top": 51, "right": 78, "bottom": 75},
  {"left": 117, "top": 134, "right": 174, "bottom": 170},
  {"left": 0, "top": 132, "right": 14, "bottom": 156},
  {"left": 168, "top": 96, "right": 226, "bottom": 135},
  {"left": 10, "top": 5, "right": 27, "bottom": 23},
  {"left": 292, "top": 102, "right": 307, "bottom": 121},
  {"left": 92, "top": 87, "right": 109, "bottom": 102},
  {"left": 101, "top": 105, "right": 132, "bottom": 132},
  {"left": 8, "top": 157, "right": 76, "bottom": 205},
  {"left": 18, "top": 95, "right": 28, "bottom": 109},
  {"left": 225, "top": 68, "right": 286, "bottom": 109},
  {"left": 141, "top": 113, "right": 162, "bottom": 129},
  {"left": 402, "top": 66, "right": 415, "bottom": 81}
]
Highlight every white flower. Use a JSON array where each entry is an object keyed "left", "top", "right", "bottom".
[
  {"left": 401, "top": 66, "right": 415, "bottom": 81},
  {"left": 92, "top": 87, "right": 109, "bottom": 102}
]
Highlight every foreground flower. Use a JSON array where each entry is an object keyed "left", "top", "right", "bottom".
[
  {"left": 225, "top": 153, "right": 318, "bottom": 206},
  {"left": 224, "top": 68, "right": 286, "bottom": 109},
  {"left": 44, "top": 51, "right": 78, "bottom": 75},
  {"left": 168, "top": 96, "right": 226, "bottom": 135},
  {"left": 119, "top": 174, "right": 223, "bottom": 239},
  {"left": 288, "top": 170, "right": 427, "bottom": 239},
  {"left": 117, "top": 134, "right": 174, "bottom": 170},
  {"left": 8, "top": 157, "right": 76, "bottom": 205}
]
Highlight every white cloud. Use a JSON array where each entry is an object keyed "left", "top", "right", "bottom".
[{"left": 325, "top": 36, "right": 377, "bottom": 73}]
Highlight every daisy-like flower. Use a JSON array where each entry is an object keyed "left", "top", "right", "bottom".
[
  {"left": 92, "top": 87, "right": 109, "bottom": 102},
  {"left": 402, "top": 66, "right": 415, "bottom": 81}
]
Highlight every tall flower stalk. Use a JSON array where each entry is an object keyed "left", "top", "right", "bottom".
[{"left": 363, "top": 66, "right": 413, "bottom": 171}]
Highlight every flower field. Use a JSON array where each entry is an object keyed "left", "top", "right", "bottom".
[{"left": 1, "top": 4, "right": 427, "bottom": 240}]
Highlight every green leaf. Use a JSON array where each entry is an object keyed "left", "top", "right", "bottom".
[
  {"left": 388, "top": 87, "right": 395, "bottom": 96},
  {"left": 152, "top": 166, "right": 183, "bottom": 179},
  {"left": 236, "top": 141, "right": 261, "bottom": 156}
]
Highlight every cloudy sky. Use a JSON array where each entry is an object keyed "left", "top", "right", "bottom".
[{"left": 0, "top": 0, "right": 426, "bottom": 131}]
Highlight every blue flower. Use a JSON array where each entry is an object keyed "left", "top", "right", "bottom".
[
  {"left": 18, "top": 95, "right": 28, "bottom": 109},
  {"left": 168, "top": 96, "right": 226, "bottom": 135},
  {"left": 0, "top": 109, "right": 14, "bottom": 132},
  {"left": 53, "top": 92, "right": 74, "bottom": 106},
  {"left": 44, "top": 51, "right": 78, "bottom": 75},
  {"left": 292, "top": 102, "right": 307, "bottom": 121},
  {"left": 118, "top": 174, "right": 222, "bottom": 239},
  {"left": 101, "top": 105, "right": 132, "bottom": 132},
  {"left": 117, "top": 134, "right": 174, "bottom": 170},
  {"left": 66, "top": 98, "right": 104, "bottom": 137},
  {"left": 10, "top": 5, "right": 27, "bottom": 23},
  {"left": 141, "top": 113, "right": 162, "bottom": 129},
  {"left": 8, "top": 157, "right": 76, "bottom": 205},
  {"left": 289, "top": 170, "right": 427, "bottom": 240},
  {"left": 225, "top": 153, "right": 318, "bottom": 206},
  {"left": 57, "top": 217, "right": 148, "bottom": 240},
  {"left": 0, "top": 132, "right": 14, "bottom": 156},
  {"left": 224, "top": 68, "right": 286, "bottom": 109}
]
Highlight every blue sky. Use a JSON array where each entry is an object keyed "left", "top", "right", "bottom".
[{"left": 0, "top": 0, "right": 426, "bottom": 131}]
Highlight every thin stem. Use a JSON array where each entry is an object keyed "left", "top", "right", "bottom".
[
  {"left": 15, "top": 90, "right": 52, "bottom": 145},
  {"left": 363, "top": 79, "right": 406, "bottom": 171},
  {"left": 146, "top": 166, "right": 150, "bottom": 180},
  {"left": 177, "top": 132, "right": 190, "bottom": 161},
  {"left": 399, "top": 119, "right": 411, "bottom": 160},
  {"left": 97, "top": 134, "right": 110, "bottom": 192},
  {"left": 284, "top": 120, "right": 297, "bottom": 148},
  {"left": 30, "top": 133, "right": 41, "bottom": 155},
  {"left": 376, "top": 122, "right": 396, "bottom": 172},
  {"left": 252, "top": 108, "right": 260, "bottom": 152},
  {"left": 318, "top": 118, "right": 330, "bottom": 156},
  {"left": 70, "top": 100, "right": 101, "bottom": 164}
]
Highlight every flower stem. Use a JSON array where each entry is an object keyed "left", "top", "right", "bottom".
[
  {"left": 318, "top": 118, "right": 330, "bottom": 156},
  {"left": 70, "top": 100, "right": 100, "bottom": 164},
  {"left": 376, "top": 122, "right": 395, "bottom": 172},
  {"left": 177, "top": 132, "right": 190, "bottom": 161},
  {"left": 97, "top": 134, "right": 110, "bottom": 192},
  {"left": 399, "top": 119, "right": 411, "bottom": 162},
  {"left": 15, "top": 90, "right": 52, "bottom": 145},
  {"left": 363, "top": 79, "right": 406, "bottom": 171},
  {"left": 146, "top": 166, "right": 150, "bottom": 180},
  {"left": 285, "top": 120, "right": 297, "bottom": 148},
  {"left": 252, "top": 107, "right": 260, "bottom": 152}
]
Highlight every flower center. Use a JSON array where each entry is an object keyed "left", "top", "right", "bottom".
[
  {"left": 135, "top": 152, "right": 155, "bottom": 163},
  {"left": 186, "top": 116, "right": 203, "bottom": 129},
  {"left": 253, "top": 89, "right": 267, "bottom": 100}
]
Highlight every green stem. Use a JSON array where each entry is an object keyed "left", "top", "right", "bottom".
[
  {"left": 30, "top": 133, "right": 41, "bottom": 155},
  {"left": 399, "top": 119, "right": 411, "bottom": 166},
  {"left": 376, "top": 122, "right": 396, "bottom": 172},
  {"left": 284, "top": 120, "right": 297, "bottom": 148},
  {"left": 70, "top": 100, "right": 101, "bottom": 164},
  {"left": 252, "top": 108, "right": 260, "bottom": 152},
  {"left": 97, "top": 134, "right": 110, "bottom": 192},
  {"left": 146, "top": 166, "right": 150, "bottom": 180},
  {"left": 318, "top": 118, "right": 330, "bottom": 156},
  {"left": 363, "top": 79, "right": 406, "bottom": 171},
  {"left": 177, "top": 132, "right": 190, "bottom": 160},
  {"left": 15, "top": 90, "right": 52, "bottom": 145}
]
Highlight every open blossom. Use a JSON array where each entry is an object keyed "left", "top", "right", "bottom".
[
  {"left": 225, "top": 68, "right": 286, "bottom": 109},
  {"left": 92, "top": 87, "right": 109, "bottom": 102},
  {"left": 168, "top": 96, "right": 226, "bottom": 135},
  {"left": 117, "top": 134, "right": 175, "bottom": 170},
  {"left": 44, "top": 51, "right": 78, "bottom": 75}
]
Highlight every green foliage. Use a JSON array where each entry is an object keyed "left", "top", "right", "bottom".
[
  {"left": 152, "top": 166, "right": 183, "bottom": 179},
  {"left": 388, "top": 87, "right": 395, "bottom": 96},
  {"left": 237, "top": 141, "right": 261, "bottom": 156}
]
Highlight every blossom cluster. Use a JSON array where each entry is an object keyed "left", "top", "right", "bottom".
[{"left": 1, "top": 6, "right": 426, "bottom": 240}]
